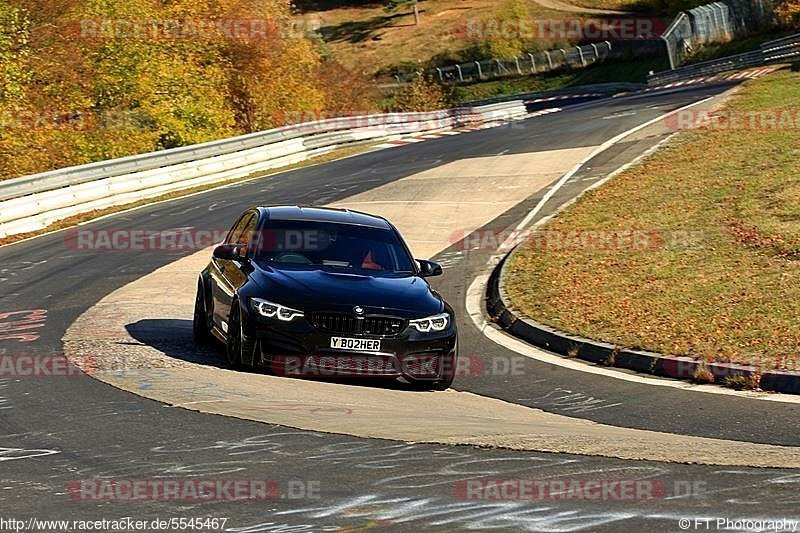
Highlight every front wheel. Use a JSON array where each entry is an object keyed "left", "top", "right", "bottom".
[
  {"left": 193, "top": 280, "right": 213, "bottom": 345},
  {"left": 226, "top": 303, "right": 256, "bottom": 369},
  {"left": 430, "top": 373, "right": 456, "bottom": 391}
]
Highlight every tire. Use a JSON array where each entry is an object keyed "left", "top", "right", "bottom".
[
  {"left": 407, "top": 377, "right": 453, "bottom": 391},
  {"left": 226, "top": 302, "right": 256, "bottom": 369},
  {"left": 430, "top": 371, "right": 455, "bottom": 391},
  {"left": 436, "top": 347, "right": 457, "bottom": 390},
  {"left": 193, "top": 280, "right": 213, "bottom": 346},
  {"left": 252, "top": 339, "right": 269, "bottom": 372}
]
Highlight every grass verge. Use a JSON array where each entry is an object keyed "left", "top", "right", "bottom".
[
  {"left": 504, "top": 67, "right": 800, "bottom": 372},
  {"left": 299, "top": 0, "right": 639, "bottom": 77},
  {"left": 0, "top": 144, "right": 374, "bottom": 248}
]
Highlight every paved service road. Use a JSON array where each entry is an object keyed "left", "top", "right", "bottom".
[{"left": 2, "top": 81, "right": 798, "bottom": 531}]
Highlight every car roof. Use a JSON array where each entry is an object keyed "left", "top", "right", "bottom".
[{"left": 258, "top": 206, "right": 392, "bottom": 229}]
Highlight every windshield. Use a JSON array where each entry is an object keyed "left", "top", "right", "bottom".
[{"left": 253, "top": 220, "right": 415, "bottom": 275}]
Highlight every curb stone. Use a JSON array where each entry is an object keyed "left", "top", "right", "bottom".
[{"left": 487, "top": 248, "right": 800, "bottom": 395}]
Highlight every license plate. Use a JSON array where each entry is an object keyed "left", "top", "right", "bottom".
[{"left": 330, "top": 337, "right": 381, "bottom": 352}]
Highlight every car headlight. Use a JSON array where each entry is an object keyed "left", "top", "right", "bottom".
[
  {"left": 409, "top": 313, "right": 450, "bottom": 333},
  {"left": 251, "top": 298, "right": 304, "bottom": 322}
]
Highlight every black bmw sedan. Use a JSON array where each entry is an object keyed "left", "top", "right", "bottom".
[{"left": 193, "top": 206, "right": 458, "bottom": 390}]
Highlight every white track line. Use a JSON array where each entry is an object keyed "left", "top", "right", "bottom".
[
  {"left": 474, "top": 92, "right": 800, "bottom": 403},
  {"left": 466, "top": 274, "right": 800, "bottom": 404},
  {"left": 497, "top": 96, "right": 714, "bottom": 251}
]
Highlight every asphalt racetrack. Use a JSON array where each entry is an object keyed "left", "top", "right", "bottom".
[{"left": 2, "top": 82, "right": 799, "bottom": 532}]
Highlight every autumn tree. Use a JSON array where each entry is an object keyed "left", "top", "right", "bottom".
[
  {"left": 0, "top": 1, "right": 30, "bottom": 104},
  {"left": 392, "top": 74, "right": 449, "bottom": 111},
  {"left": 0, "top": 0, "right": 378, "bottom": 178},
  {"left": 316, "top": 61, "right": 378, "bottom": 117},
  {"left": 486, "top": 0, "right": 530, "bottom": 59},
  {"left": 776, "top": 0, "right": 800, "bottom": 28}
]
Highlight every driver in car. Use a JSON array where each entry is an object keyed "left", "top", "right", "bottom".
[{"left": 361, "top": 248, "right": 384, "bottom": 271}]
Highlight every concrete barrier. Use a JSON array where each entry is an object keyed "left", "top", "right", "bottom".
[{"left": 0, "top": 102, "right": 529, "bottom": 238}]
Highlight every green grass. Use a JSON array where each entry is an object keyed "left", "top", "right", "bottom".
[
  {"left": 504, "top": 68, "right": 800, "bottom": 372},
  {"left": 294, "top": 0, "right": 567, "bottom": 77}
]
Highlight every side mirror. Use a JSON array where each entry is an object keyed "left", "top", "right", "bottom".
[
  {"left": 417, "top": 259, "right": 443, "bottom": 278},
  {"left": 213, "top": 243, "right": 244, "bottom": 261}
]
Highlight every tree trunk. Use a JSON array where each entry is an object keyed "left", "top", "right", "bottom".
[{"left": 413, "top": 4, "right": 420, "bottom": 25}]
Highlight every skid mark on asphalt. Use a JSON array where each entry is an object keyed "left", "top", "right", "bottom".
[
  {"left": 59, "top": 94, "right": 800, "bottom": 466},
  {"left": 144, "top": 431, "right": 798, "bottom": 531},
  {"left": 0, "top": 261, "right": 48, "bottom": 286},
  {"left": 0, "top": 426, "right": 789, "bottom": 531},
  {"left": 434, "top": 250, "right": 466, "bottom": 269},
  {"left": 61, "top": 202, "right": 800, "bottom": 465},
  {"left": 518, "top": 388, "right": 624, "bottom": 414},
  {"left": 0, "top": 379, "right": 11, "bottom": 410},
  {"left": 0, "top": 447, "right": 60, "bottom": 462}
]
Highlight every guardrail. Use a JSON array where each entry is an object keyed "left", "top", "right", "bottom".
[
  {"left": 762, "top": 32, "right": 800, "bottom": 61},
  {"left": 648, "top": 32, "right": 800, "bottom": 85},
  {"left": 0, "top": 102, "right": 529, "bottom": 239}
]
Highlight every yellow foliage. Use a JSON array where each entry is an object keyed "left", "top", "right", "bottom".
[
  {"left": 0, "top": 0, "right": 375, "bottom": 178},
  {"left": 316, "top": 61, "right": 378, "bottom": 116},
  {"left": 392, "top": 75, "right": 450, "bottom": 112},
  {"left": 487, "top": 0, "right": 530, "bottom": 59},
  {"left": 776, "top": 0, "right": 800, "bottom": 28}
]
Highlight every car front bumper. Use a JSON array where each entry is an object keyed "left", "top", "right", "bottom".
[{"left": 252, "top": 318, "right": 457, "bottom": 380}]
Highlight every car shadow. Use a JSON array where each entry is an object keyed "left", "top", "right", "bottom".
[
  {"left": 125, "top": 319, "right": 225, "bottom": 368},
  {"left": 125, "top": 318, "right": 431, "bottom": 391}
]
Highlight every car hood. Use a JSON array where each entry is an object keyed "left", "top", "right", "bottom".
[{"left": 250, "top": 265, "right": 444, "bottom": 318}]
